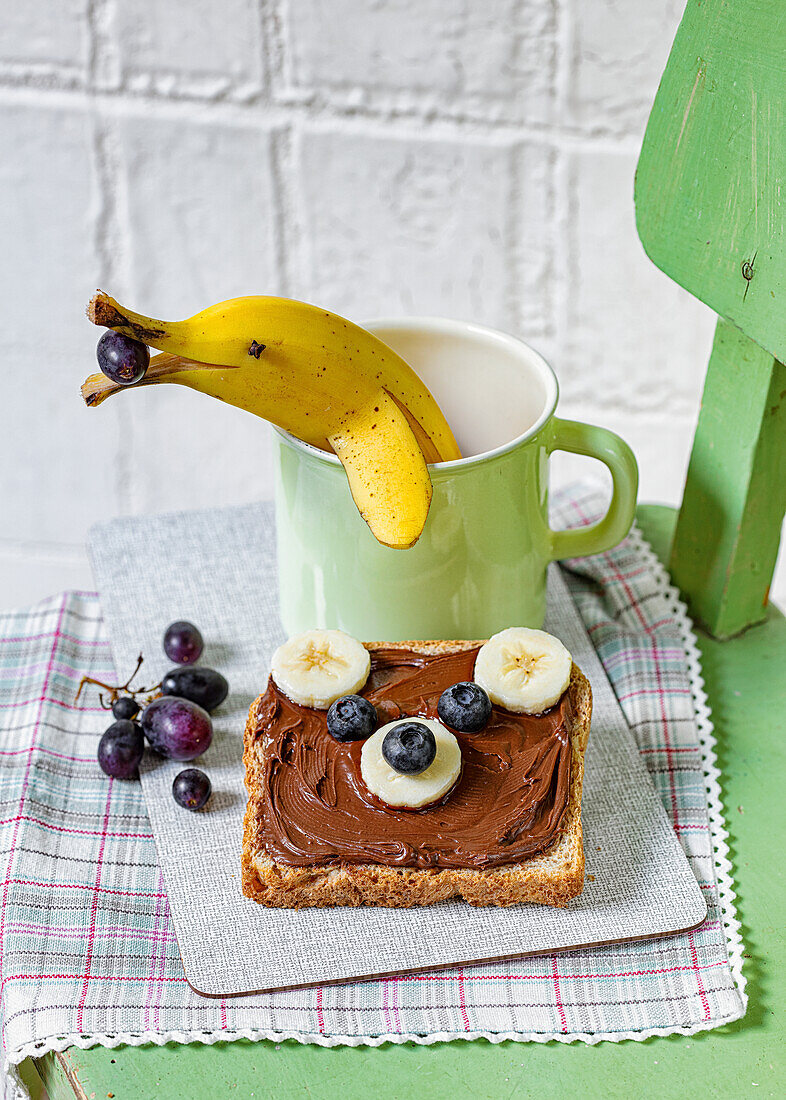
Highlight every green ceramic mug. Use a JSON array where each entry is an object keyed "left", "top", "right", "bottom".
[{"left": 273, "top": 318, "right": 638, "bottom": 640}]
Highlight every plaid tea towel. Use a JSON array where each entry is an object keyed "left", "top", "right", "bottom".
[{"left": 0, "top": 486, "right": 746, "bottom": 1100}]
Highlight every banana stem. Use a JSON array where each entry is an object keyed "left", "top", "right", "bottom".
[
  {"left": 87, "top": 290, "right": 169, "bottom": 343},
  {"left": 81, "top": 353, "right": 233, "bottom": 407}
]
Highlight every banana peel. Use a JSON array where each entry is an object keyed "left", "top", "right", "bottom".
[
  {"left": 329, "top": 390, "right": 433, "bottom": 550},
  {"left": 82, "top": 292, "right": 461, "bottom": 549}
]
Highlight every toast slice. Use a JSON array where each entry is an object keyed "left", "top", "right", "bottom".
[{"left": 242, "top": 640, "right": 591, "bottom": 909}]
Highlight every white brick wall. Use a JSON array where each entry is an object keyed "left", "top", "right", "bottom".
[
  {"left": 1, "top": 1, "right": 782, "bottom": 611},
  {"left": 111, "top": 0, "right": 266, "bottom": 100},
  {"left": 282, "top": 1, "right": 556, "bottom": 123},
  {"left": 297, "top": 128, "right": 534, "bottom": 329}
]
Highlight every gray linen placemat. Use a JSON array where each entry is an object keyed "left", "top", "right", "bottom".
[{"left": 89, "top": 502, "right": 705, "bottom": 995}]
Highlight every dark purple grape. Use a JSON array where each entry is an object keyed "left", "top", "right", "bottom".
[
  {"left": 97, "top": 719, "right": 145, "bottom": 779},
  {"left": 161, "top": 666, "right": 228, "bottom": 712},
  {"left": 140, "top": 696, "right": 212, "bottom": 761},
  {"left": 112, "top": 695, "right": 140, "bottom": 720},
  {"left": 96, "top": 330, "right": 149, "bottom": 385},
  {"left": 163, "top": 620, "right": 203, "bottom": 665},
  {"left": 172, "top": 767, "right": 212, "bottom": 811}
]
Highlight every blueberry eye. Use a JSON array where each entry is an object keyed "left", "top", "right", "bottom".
[
  {"left": 381, "top": 721, "right": 436, "bottom": 775},
  {"left": 437, "top": 681, "right": 492, "bottom": 733},
  {"left": 326, "top": 694, "right": 377, "bottom": 742}
]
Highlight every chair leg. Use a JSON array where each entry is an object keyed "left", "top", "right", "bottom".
[{"left": 670, "top": 317, "right": 786, "bottom": 638}]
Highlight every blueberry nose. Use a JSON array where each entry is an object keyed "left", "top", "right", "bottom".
[{"left": 381, "top": 721, "right": 437, "bottom": 775}]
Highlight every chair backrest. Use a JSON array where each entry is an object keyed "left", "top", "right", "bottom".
[{"left": 635, "top": 0, "right": 786, "bottom": 364}]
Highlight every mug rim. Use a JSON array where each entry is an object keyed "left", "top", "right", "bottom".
[{"left": 272, "top": 316, "right": 560, "bottom": 472}]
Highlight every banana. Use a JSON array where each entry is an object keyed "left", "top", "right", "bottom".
[
  {"left": 329, "top": 389, "right": 434, "bottom": 550},
  {"left": 271, "top": 629, "right": 370, "bottom": 709},
  {"left": 82, "top": 292, "right": 462, "bottom": 548},
  {"left": 360, "top": 718, "right": 461, "bottom": 809},
  {"left": 473, "top": 627, "right": 572, "bottom": 715}
]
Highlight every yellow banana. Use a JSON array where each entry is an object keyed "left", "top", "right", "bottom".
[
  {"left": 82, "top": 292, "right": 462, "bottom": 549},
  {"left": 86, "top": 292, "right": 460, "bottom": 461},
  {"left": 330, "top": 390, "right": 434, "bottom": 550}
]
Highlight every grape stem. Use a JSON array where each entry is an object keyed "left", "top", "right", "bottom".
[{"left": 75, "top": 653, "right": 161, "bottom": 709}]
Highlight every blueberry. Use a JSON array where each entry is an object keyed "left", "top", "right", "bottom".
[
  {"left": 97, "top": 719, "right": 145, "bottom": 779},
  {"left": 111, "top": 695, "right": 140, "bottom": 720},
  {"left": 326, "top": 694, "right": 377, "bottom": 742},
  {"left": 381, "top": 721, "right": 436, "bottom": 775},
  {"left": 163, "top": 620, "right": 203, "bottom": 665},
  {"left": 161, "top": 666, "right": 229, "bottom": 712},
  {"left": 172, "top": 767, "right": 212, "bottom": 811},
  {"left": 437, "top": 681, "right": 492, "bottom": 733}
]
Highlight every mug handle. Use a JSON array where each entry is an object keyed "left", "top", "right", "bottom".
[{"left": 546, "top": 418, "right": 638, "bottom": 561}]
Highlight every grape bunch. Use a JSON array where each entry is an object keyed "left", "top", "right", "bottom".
[{"left": 92, "top": 619, "right": 230, "bottom": 812}]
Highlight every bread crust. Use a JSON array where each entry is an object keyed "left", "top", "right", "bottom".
[{"left": 242, "top": 640, "right": 591, "bottom": 909}]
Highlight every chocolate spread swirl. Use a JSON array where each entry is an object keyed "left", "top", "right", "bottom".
[{"left": 256, "top": 647, "right": 572, "bottom": 870}]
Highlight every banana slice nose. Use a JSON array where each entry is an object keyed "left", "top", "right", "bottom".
[
  {"left": 474, "top": 627, "right": 572, "bottom": 715},
  {"left": 271, "top": 629, "right": 370, "bottom": 709}
]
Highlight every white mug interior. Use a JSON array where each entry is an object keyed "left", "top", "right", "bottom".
[{"left": 366, "top": 317, "right": 559, "bottom": 462}]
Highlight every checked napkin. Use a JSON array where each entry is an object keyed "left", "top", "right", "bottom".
[{"left": 0, "top": 486, "right": 746, "bottom": 1099}]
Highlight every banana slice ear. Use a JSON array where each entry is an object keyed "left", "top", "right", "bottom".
[
  {"left": 474, "top": 628, "right": 572, "bottom": 714},
  {"left": 271, "top": 628, "right": 370, "bottom": 708},
  {"left": 329, "top": 390, "right": 433, "bottom": 549}
]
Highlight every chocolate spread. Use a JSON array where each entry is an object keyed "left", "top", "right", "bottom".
[{"left": 255, "top": 647, "right": 572, "bottom": 870}]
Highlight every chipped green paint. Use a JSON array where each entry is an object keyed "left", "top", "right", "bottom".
[{"left": 635, "top": 0, "right": 786, "bottom": 636}]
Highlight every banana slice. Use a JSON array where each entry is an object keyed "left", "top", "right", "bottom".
[
  {"left": 361, "top": 719, "right": 461, "bottom": 809},
  {"left": 474, "top": 627, "right": 572, "bottom": 715},
  {"left": 271, "top": 629, "right": 370, "bottom": 709}
]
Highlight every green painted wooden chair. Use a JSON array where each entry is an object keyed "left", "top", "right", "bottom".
[{"left": 635, "top": 0, "right": 786, "bottom": 638}]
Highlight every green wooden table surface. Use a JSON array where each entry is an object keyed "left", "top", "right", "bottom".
[{"left": 26, "top": 506, "right": 785, "bottom": 1100}]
